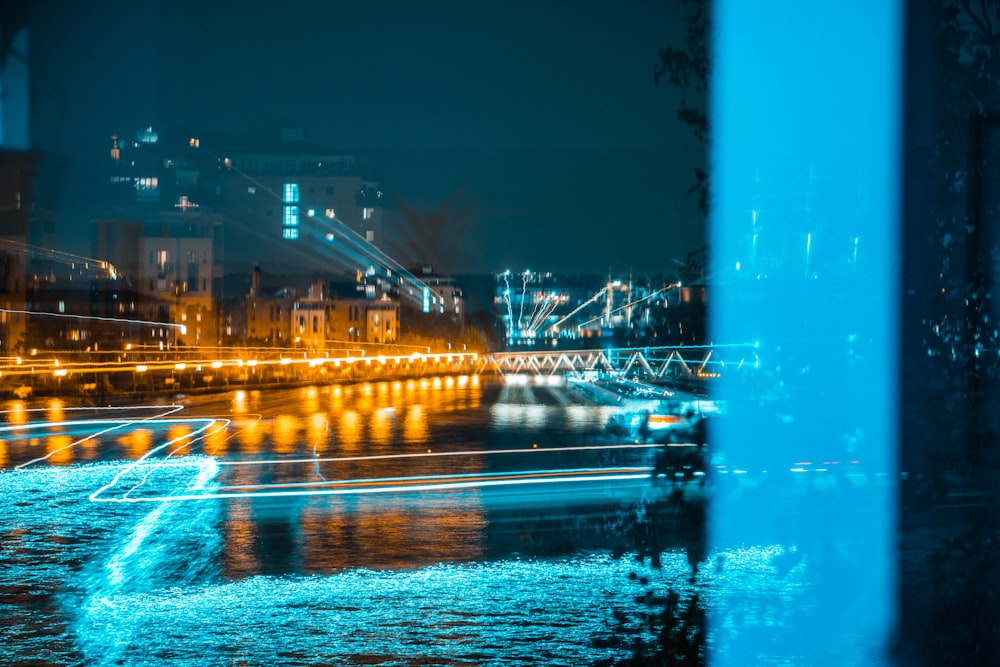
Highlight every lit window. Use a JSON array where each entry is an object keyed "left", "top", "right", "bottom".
[
  {"left": 248, "top": 186, "right": 256, "bottom": 195},
  {"left": 283, "top": 206, "right": 299, "bottom": 227},
  {"left": 307, "top": 208, "right": 315, "bottom": 217},
  {"left": 283, "top": 228, "right": 299, "bottom": 240},
  {"left": 366, "top": 230, "right": 375, "bottom": 242},
  {"left": 283, "top": 183, "right": 299, "bottom": 203},
  {"left": 325, "top": 208, "right": 335, "bottom": 218},
  {"left": 58, "top": 300, "right": 65, "bottom": 313}
]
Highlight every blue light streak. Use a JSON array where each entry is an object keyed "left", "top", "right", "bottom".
[
  {"left": 10, "top": 406, "right": 661, "bottom": 506},
  {"left": 92, "top": 470, "right": 653, "bottom": 504},
  {"left": 216, "top": 442, "right": 662, "bottom": 467},
  {"left": 219, "top": 466, "right": 651, "bottom": 491},
  {"left": 88, "top": 417, "right": 228, "bottom": 502},
  {"left": 11, "top": 405, "right": 187, "bottom": 470}
]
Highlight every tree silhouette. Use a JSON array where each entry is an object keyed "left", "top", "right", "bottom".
[
  {"left": 655, "top": 0, "right": 709, "bottom": 214},
  {"left": 389, "top": 191, "right": 478, "bottom": 275}
]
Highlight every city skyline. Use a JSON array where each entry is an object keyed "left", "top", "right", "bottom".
[{"left": 23, "top": 0, "right": 705, "bottom": 277}]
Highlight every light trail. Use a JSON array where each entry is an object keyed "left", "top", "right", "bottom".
[
  {"left": 501, "top": 272, "right": 514, "bottom": 328},
  {"left": 520, "top": 291, "right": 559, "bottom": 339},
  {"left": 9, "top": 406, "right": 660, "bottom": 505},
  {"left": 0, "top": 350, "right": 478, "bottom": 379},
  {"left": 216, "top": 443, "right": 663, "bottom": 467},
  {"left": 517, "top": 272, "right": 528, "bottom": 332},
  {"left": 0, "top": 404, "right": 185, "bottom": 419},
  {"left": 0, "top": 308, "right": 188, "bottom": 331},
  {"left": 575, "top": 285, "right": 673, "bottom": 331},
  {"left": 89, "top": 417, "right": 228, "bottom": 502},
  {"left": 0, "top": 238, "right": 121, "bottom": 279},
  {"left": 90, "top": 469, "right": 654, "bottom": 503},
  {"left": 196, "top": 144, "right": 440, "bottom": 311},
  {"left": 218, "top": 467, "right": 653, "bottom": 492},
  {"left": 10, "top": 405, "right": 187, "bottom": 471},
  {"left": 551, "top": 286, "right": 608, "bottom": 331},
  {"left": 95, "top": 442, "right": 659, "bottom": 502},
  {"left": 121, "top": 420, "right": 230, "bottom": 500}
]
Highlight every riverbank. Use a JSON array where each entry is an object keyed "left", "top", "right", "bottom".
[{"left": 0, "top": 351, "right": 490, "bottom": 401}]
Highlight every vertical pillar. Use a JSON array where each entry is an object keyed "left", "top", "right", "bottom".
[{"left": 710, "top": 2, "right": 900, "bottom": 663}]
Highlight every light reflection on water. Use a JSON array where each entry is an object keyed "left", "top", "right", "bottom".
[{"left": 0, "top": 376, "right": 745, "bottom": 666}]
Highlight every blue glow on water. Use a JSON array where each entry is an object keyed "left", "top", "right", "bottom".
[
  {"left": 712, "top": 1, "right": 900, "bottom": 664},
  {"left": 1, "top": 381, "right": 899, "bottom": 664}
]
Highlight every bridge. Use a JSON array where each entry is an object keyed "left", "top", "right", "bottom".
[{"left": 483, "top": 343, "right": 760, "bottom": 381}]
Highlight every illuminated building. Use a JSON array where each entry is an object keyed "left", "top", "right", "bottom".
[
  {"left": 246, "top": 270, "right": 399, "bottom": 348},
  {"left": 138, "top": 213, "right": 223, "bottom": 346},
  {"left": 415, "top": 264, "right": 464, "bottom": 322},
  {"left": 91, "top": 212, "right": 223, "bottom": 348},
  {"left": 0, "top": 150, "right": 34, "bottom": 352},
  {"left": 0, "top": 18, "right": 33, "bottom": 352},
  {"left": 244, "top": 266, "right": 293, "bottom": 345},
  {"left": 99, "top": 125, "right": 385, "bottom": 276},
  {"left": 105, "top": 127, "right": 162, "bottom": 207}
]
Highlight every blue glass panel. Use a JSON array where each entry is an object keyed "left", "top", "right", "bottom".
[{"left": 710, "top": 2, "right": 900, "bottom": 664}]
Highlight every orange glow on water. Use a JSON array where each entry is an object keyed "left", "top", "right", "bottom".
[
  {"left": 273, "top": 415, "right": 299, "bottom": 453},
  {"left": 7, "top": 401, "right": 27, "bottom": 426},
  {"left": 222, "top": 502, "right": 260, "bottom": 577},
  {"left": 403, "top": 404, "right": 428, "bottom": 444},
  {"left": 47, "top": 399, "right": 64, "bottom": 424},
  {"left": 204, "top": 423, "right": 229, "bottom": 457},
  {"left": 307, "top": 413, "right": 329, "bottom": 452},
  {"left": 167, "top": 424, "right": 192, "bottom": 454},
  {"left": 303, "top": 386, "right": 319, "bottom": 414},
  {"left": 370, "top": 407, "right": 393, "bottom": 445},
  {"left": 338, "top": 410, "right": 361, "bottom": 450},
  {"left": 122, "top": 429, "right": 152, "bottom": 459},
  {"left": 45, "top": 434, "right": 74, "bottom": 466},
  {"left": 79, "top": 436, "right": 100, "bottom": 461},
  {"left": 236, "top": 419, "right": 263, "bottom": 453}
]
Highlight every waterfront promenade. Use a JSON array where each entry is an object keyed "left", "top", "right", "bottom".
[{"left": 0, "top": 346, "right": 484, "bottom": 399}]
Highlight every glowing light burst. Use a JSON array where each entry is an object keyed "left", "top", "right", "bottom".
[{"left": 502, "top": 272, "right": 515, "bottom": 329}]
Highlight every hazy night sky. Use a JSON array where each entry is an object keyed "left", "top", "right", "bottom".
[{"left": 26, "top": 0, "right": 705, "bottom": 276}]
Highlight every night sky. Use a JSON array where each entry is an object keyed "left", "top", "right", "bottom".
[{"left": 26, "top": 0, "right": 704, "bottom": 276}]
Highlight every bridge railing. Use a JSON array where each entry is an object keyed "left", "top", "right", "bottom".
[{"left": 486, "top": 344, "right": 760, "bottom": 380}]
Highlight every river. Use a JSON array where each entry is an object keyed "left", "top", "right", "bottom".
[{"left": 1, "top": 375, "right": 814, "bottom": 666}]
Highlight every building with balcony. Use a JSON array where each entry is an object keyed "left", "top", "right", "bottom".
[{"left": 246, "top": 271, "right": 398, "bottom": 349}]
